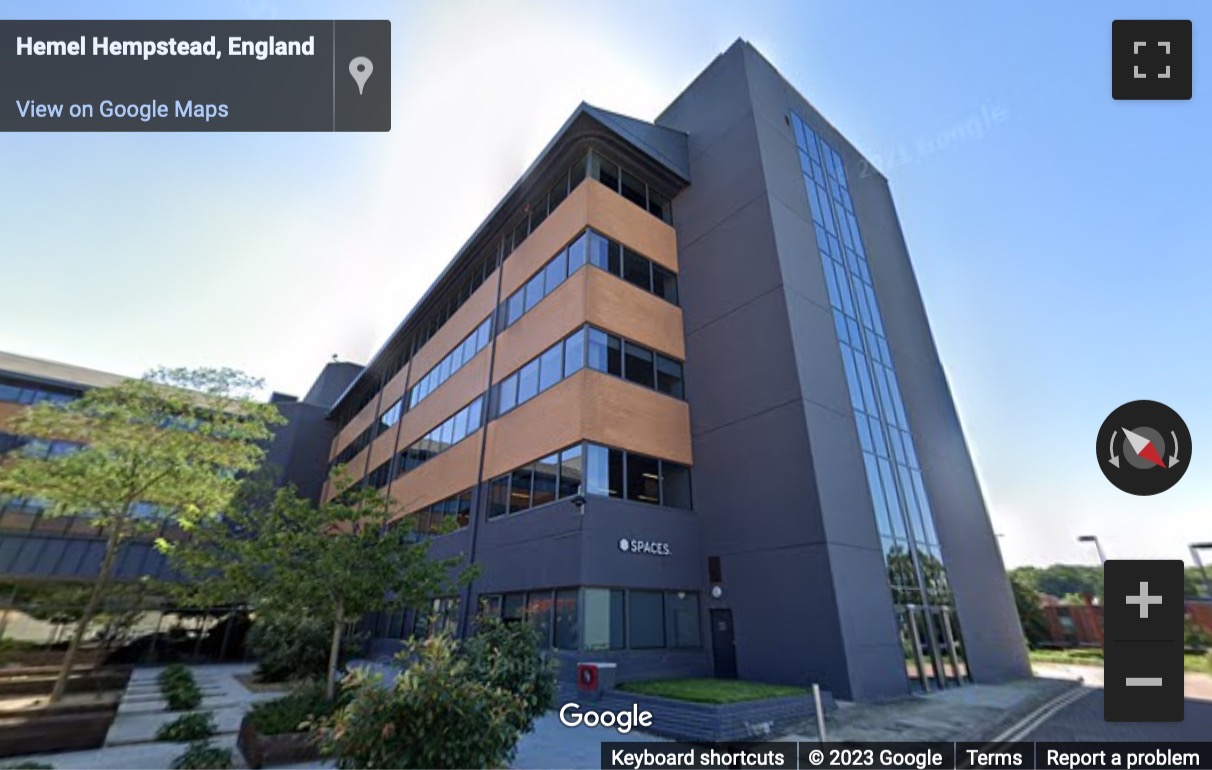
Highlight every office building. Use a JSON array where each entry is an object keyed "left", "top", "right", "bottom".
[{"left": 325, "top": 40, "right": 1030, "bottom": 699}]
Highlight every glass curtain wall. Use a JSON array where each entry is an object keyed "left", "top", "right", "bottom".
[{"left": 792, "top": 112, "right": 969, "bottom": 690}]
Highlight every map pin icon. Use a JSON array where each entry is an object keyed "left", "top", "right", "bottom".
[{"left": 349, "top": 56, "right": 373, "bottom": 95}]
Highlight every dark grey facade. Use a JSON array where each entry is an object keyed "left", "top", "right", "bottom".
[
  {"left": 362, "top": 39, "right": 1028, "bottom": 701},
  {"left": 652, "top": 40, "right": 1029, "bottom": 698}
]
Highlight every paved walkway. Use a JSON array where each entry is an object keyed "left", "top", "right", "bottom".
[
  {"left": 4, "top": 663, "right": 276, "bottom": 769},
  {"left": 780, "top": 676, "right": 1077, "bottom": 743},
  {"left": 6, "top": 665, "right": 1090, "bottom": 769}
]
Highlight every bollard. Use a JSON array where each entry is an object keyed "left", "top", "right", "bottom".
[{"left": 812, "top": 682, "right": 827, "bottom": 744}]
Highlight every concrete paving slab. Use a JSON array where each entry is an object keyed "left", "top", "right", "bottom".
[
  {"left": 106, "top": 704, "right": 249, "bottom": 745},
  {"left": 4, "top": 731, "right": 242, "bottom": 769}
]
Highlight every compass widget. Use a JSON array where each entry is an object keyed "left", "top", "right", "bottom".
[{"left": 1097, "top": 400, "right": 1191, "bottom": 496}]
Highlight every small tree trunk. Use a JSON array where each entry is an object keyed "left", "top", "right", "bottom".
[
  {"left": 326, "top": 601, "right": 345, "bottom": 701},
  {"left": 50, "top": 516, "right": 125, "bottom": 704}
]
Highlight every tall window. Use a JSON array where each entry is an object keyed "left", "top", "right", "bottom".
[{"left": 793, "top": 111, "right": 963, "bottom": 688}]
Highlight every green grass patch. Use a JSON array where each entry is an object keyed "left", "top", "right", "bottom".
[
  {"left": 616, "top": 678, "right": 806, "bottom": 704},
  {"left": 1030, "top": 649, "right": 1212, "bottom": 674}
]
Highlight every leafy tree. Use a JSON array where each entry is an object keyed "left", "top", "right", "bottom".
[
  {"left": 166, "top": 472, "right": 474, "bottom": 700},
  {"left": 462, "top": 617, "right": 557, "bottom": 734},
  {"left": 1009, "top": 565, "right": 1103, "bottom": 602},
  {"left": 0, "top": 367, "right": 282, "bottom": 703},
  {"left": 316, "top": 634, "right": 527, "bottom": 770},
  {"left": 1009, "top": 573, "right": 1049, "bottom": 647},
  {"left": 1185, "top": 567, "right": 1211, "bottom": 598}
]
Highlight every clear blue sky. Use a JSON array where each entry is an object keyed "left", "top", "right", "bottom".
[{"left": 3, "top": 0, "right": 1209, "bottom": 568}]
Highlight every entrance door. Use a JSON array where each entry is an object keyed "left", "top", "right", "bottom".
[{"left": 710, "top": 609, "right": 737, "bottom": 679}]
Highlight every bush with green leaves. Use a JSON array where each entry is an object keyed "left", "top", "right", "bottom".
[
  {"left": 246, "top": 679, "right": 343, "bottom": 736},
  {"left": 315, "top": 635, "right": 527, "bottom": 770},
  {"left": 170, "top": 741, "right": 233, "bottom": 770},
  {"left": 157, "top": 664, "right": 194, "bottom": 690},
  {"left": 462, "top": 617, "right": 558, "bottom": 734},
  {"left": 164, "top": 678, "right": 203, "bottom": 711},
  {"left": 248, "top": 615, "right": 362, "bottom": 684},
  {"left": 156, "top": 711, "right": 217, "bottom": 742}
]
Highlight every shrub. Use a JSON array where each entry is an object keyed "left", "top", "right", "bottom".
[
  {"left": 158, "top": 664, "right": 194, "bottom": 690},
  {"left": 462, "top": 617, "right": 557, "bottom": 734},
  {"left": 249, "top": 615, "right": 362, "bottom": 683},
  {"left": 246, "top": 680, "right": 341, "bottom": 736},
  {"left": 156, "top": 711, "right": 218, "bottom": 742},
  {"left": 315, "top": 635, "right": 526, "bottom": 769},
  {"left": 165, "top": 679, "right": 204, "bottom": 711},
  {"left": 170, "top": 741, "right": 233, "bottom": 770}
]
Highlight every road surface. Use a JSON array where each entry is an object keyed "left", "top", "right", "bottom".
[{"left": 1026, "top": 664, "right": 1212, "bottom": 741}]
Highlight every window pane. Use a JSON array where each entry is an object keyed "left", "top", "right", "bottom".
[
  {"left": 506, "top": 291, "right": 525, "bottom": 327},
  {"left": 503, "top": 592, "right": 525, "bottom": 621},
  {"left": 451, "top": 408, "right": 469, "bottom": 444},
  {"left": 438, "top": 418, "right": 454, "bottom": 450},
  {"left": 497, "top": 374, "right": 518, "bottom": 415},
  {"left": 567, "top": 232, "right": 587, "bottom": 273},
  {"left": 530, "top": 196, "right": 548, "bottom": 231},
  {"left": 623, "top": 342, "right": 655, "bottom": 388},
  {"left": 448, "top": 342, "right": 463, "bottom": 372},
  {"left": 585, "top": 443, "right": 610, "bottom": 497},
  {"left": 667, "top": 592, "right": 701, "bottom": 648},
  {"left": 607, "top": 335, "right": 622, "bottom": 376},
  {"left": 553, "top": 589, "right": 579, "bottom": 650},
  {"left": 488, "top": 476, "right": 510, "bottom": 519},
  {"left": 525, "top": 591, "right": 553, "bottom": 647},
  {"left": 455, "top": 491, "right": 472, "bottom": 528},
  {"left": 623, "top": 248, "right": 652, "bottom": 292},
  {"left": 477, "top": 317, "right": 492, "bottom": 349},
  {"left": 629, "top": 590, "right": 665, "bottom": 649},
  {"left": 652, "top": 265, "right": 679, "bottom": 304},
  {"left": 569, "top": 153, "right": 587, "bottom": 189},
  {"left": 587, "top": 329, "right": 610, "bottom": 372},
  {"left": 513, "top": 218, "right": 528, "bottom": 250},
  {"left": 655, "top": 356, "right": 683, "bottom": 398},
  {"left": 517, "top": 359, "right": 539, "bottom": 404},
  {"left": 510, "top": 465, "right": 533, "bottom": 514},
  {"left": 545, "top": 249, "right": 568, "bottom": 293},
  {"left": 549, "top": 175, "right": 568, "bottom": 212},
  {"left": 594, "top": 156, "right": 619, "bottom": 192},
  {"left": 607, "top": 241, "right": 622, "bottom": 276},
  {"left": 524, "top": 272, "right": 545, "bottom": 313},
  {"left": 538, "top": 343, "right": 563, "bottom": 393},
  {"left": 620, "top": 169, "right": 646, "bottom": 208},
  {"left": 583, "top": 588, "right": 625, "bottom": 650},
  {"left": 532, "top": 454, "right": 559, "bottom": 507},
  {"left": 607, "top": 447, "right": 624, "bottom": 498},
  {"left": 648, "top": 189, "right": 671, "bottom": 223},
  {"left": 564, "top": 328, "right": 585, "bottom": 377},
  {"left": 662, "top": 462, "right": 693, "bottom": 508},
  {"left": 626, "top": 452, "right": 661, "bottom": 504},
  {"left": 559, "top": 445, "right": 583, "bottom": 498},
  {"left": 466, "top": 397, "right": 483, "bottom": 431},
  {"left": 587, "top": 231, "right": 609, "bottom": 270},
  {"left": 479, "top": 594, "right": 502, "bottom": 619}
]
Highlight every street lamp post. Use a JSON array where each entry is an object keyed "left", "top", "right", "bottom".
[
  {"left": 1190, "top": 543, "right": 1212, "bottom": 599},
  {"left": 1078, "top": 535, "right": 1107, "bottom": 565}
]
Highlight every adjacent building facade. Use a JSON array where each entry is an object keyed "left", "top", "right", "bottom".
[
  {"left": 0, "top": 39, "right": 1030, "bottom": 700},
  {"left": 0, "top": 350, "right": 361, "bottom": 583}
]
